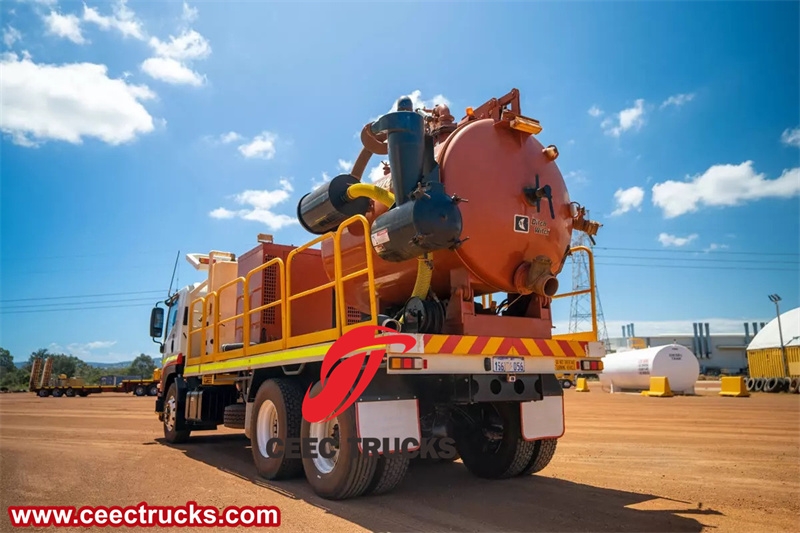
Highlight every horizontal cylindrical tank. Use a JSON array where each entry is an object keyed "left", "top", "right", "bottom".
[
  {"left": 322, "top": 117, "right": 574, "bottom": 313},
  {"left": 598, "top": 344, "right": 700, "bottom": 393}
]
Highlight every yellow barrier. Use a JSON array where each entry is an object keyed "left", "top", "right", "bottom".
[
  {"left": 575, "top": 377, "right": 590, "bottom": 392},
  {"left": 641, "top": 376, "right": 673, "bottom": 397},
  {"left": 719, "top": 376, "right": 750, "bottom": 397}
]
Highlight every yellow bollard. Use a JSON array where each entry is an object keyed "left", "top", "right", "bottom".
[
  {"left": 719, "top": 376, "right": 750, "bottom": 397},
  {"left": 575, "top": 377, "right": 590, "bottom": 392},
  {"left": 641, "top": 376, "right": 674, "bottom": 397}
]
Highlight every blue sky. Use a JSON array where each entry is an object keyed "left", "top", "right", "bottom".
[{"left": 1, "top": 0, "right": 798, "bottom": 363}]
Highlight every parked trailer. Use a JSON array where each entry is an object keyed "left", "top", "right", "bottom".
[
  {"left": 29, "top": 358, "right": 160, "bottom": 397},
  {"left": 150, "top": 90, "right": 607, "bottom": 501}
]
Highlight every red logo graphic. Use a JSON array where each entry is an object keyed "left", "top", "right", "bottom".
[{"left": 301, "top": 325, "right": 416, "bottom": 424}]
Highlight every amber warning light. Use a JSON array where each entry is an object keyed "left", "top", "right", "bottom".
[
  {"left": 580, "top": 360, "right": 603, "bottom": 371},
  {"left": 388, "top": 356, "right": 428, "bottom": 370}
]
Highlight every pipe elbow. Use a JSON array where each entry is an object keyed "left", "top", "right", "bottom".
[{"left": 346, "top": 183, "right": 395, "bottom": 208}]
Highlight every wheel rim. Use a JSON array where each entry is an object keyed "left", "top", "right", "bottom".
[
  {"left": 165, "top": 395, "right": 177, "bottom": 431},
  {"left": 309, "top": 416, "right": 340, "bottom": 474},
  {"left": 256, "top": 400, "right": 280, "bottom": 458}
]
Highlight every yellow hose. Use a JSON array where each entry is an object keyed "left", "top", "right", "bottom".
[
  {"left": 346, "top": 183, "right": 395, "bottom": 208},
  {"left": 411, "top": 254, "right": 433, "bottom": 299}
]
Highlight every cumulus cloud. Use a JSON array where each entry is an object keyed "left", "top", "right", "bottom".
[
  {"left": 49, "top": 340, "right": 118, "bottom": 358},
  {"left": 82, "top": 0, "right": 145, "bottom": 40},
  {"left": 660, "top": 93, "right": 695, "bottom": 109},
  {"left": 140, "top": 8, "right": 210, "bottom": 86},
  {"left": 611, "top": 186, "right": 645, "bottom": 216},
  {"left": 44, "top": 10, "right": 86, "bottom": 44},
  {"left": 338, "top": 159, "right": 352, "bottom": 172},
  {"left": 651, "top": 161, "right": 800, "bottom": 218},
  {"left": 219, "top": 131, "right": 242, "bottom": 144},
  {"left": 564, "top": 170, "right": 589, "bottom": 186},
  {"left": 657, "top": 233, "right": 698, "bottom": 247},
  {"left": 141, "top": 57, "right": 203, "bottom": 86},
  {"left": 3, "top": 25, "right": 22, "bottom": 47},
  {"left": 209, "top": 179, "right": 298, "bottom": 230},
  {"left": 601, "top": 99, "right": 646, "bottom": 137},
  {"left": 238, "top": 132, "right": 278, "bottom": 159},
  {"left": 0, "top": 52, "right": 156, "bottom": 147},
  {"left": 311, "top": 171, "right": 332, "bottom": 191},
  {"left": 588, "top": 105, "right": 603, "bottom": 117},
  {"left": 781, "top": 127, "right": 800, "bottom": 148}
]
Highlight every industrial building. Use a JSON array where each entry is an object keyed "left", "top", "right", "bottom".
[{"left": 607, "top": 321, "right": 774, "bottom": 375}]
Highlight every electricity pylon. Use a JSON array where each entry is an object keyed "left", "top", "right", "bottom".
[{"left": 568, "top": 221, "right": 610, "bottom": 350}]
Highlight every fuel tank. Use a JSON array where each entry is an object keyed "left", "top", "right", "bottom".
[{"left": 322, "top": 116, "right": 574, "bottom": 314}]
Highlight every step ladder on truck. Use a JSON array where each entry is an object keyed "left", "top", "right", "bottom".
[{"left": 148, "top": 89, "right": 606, "bottom": 501}]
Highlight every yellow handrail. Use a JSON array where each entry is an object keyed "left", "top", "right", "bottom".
[
  {"left": 215, "top": 276, "right": 245, "bottom": 360},
  {"left": 187, "top": 296, "right": 206, "bottom": 364},
  {"left": 552, "top": 246, "right": 598, "bottom": 341},
  {"left": 334, "top": 215, "right": 377, "bottom": 333},
  {"left": 243, "top": 257, "right": 286, "bottom": 355}
]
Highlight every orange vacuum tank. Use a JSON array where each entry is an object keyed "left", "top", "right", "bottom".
[{"left": 321, "top": 92, "right": 588, "bottom": 315}]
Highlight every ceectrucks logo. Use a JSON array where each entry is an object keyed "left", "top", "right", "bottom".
[{"left": 265, "top": 325, "right": 457, "bottom": 460}]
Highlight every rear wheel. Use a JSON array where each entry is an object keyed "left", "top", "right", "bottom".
[
  {"left": 301, "top": 381, "right": 377, "bottom": 500},
  {"left": 65, "top": 388, "right": 75, "bottom": 397},
  {"left": 251, "top": 378, "right": 304, "bottom": 480},
  {"left": 519, "top": 438, "right": 558, "bottom": 476},
  {"left": 148, "top": 385, "right": 159, "bottom": 396},
  {"left": 52, "top": 388, "right": 63, "bottom": 398},
  {"left": 561, "top": 379, "right": 573, "bottom": 389},
  {"left": 453, "top": 402, "right": 535, "bottom": 479},
  {"left": 134, "top": 385, "right": 146, "bottom": 397},
  {"left": 224, "top": 403, "right": 246, "bottom": 429},
  {"left": 364, "top": 454, "right": 409, "bottom": 496},
  {"left": 163, "top": 382, "right": 191, "bottom": 444}
]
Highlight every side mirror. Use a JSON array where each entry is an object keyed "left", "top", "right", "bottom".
[{"left": 150, "top": 307, "right": 165, "bottom": 339}]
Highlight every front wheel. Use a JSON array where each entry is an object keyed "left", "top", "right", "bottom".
[
  {"left": 453, "top": 402, "right": 535, "bottom": 479},
  {"left": 163, "top": 382, "right": 191, "bottom": 444}
]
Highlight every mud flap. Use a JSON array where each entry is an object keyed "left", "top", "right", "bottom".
[
  {"left": 354, "top": 399, "right": 421, "bottom": 454},
  {"left": 519, "top": 395, "right": 565, "bottom": 441}
]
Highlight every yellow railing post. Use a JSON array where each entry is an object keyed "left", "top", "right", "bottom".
[{"left": 551, "top": 246, "right": 598, "bottom": 342}]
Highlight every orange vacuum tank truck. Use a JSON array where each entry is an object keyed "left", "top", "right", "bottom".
[{"left": 150, "top": 89, "right": 605, "bottom": 502}]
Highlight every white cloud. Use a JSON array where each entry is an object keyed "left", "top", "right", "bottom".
[
  {"left": 141, "top": 22, "right": 211, "bottom": 86},
  {"left": 404, "top": 90, "right": 449, "bottom": 112},
  {"left": 82, "top": 0, "right": 145, "bottom": 40},
  {"left": 601, "top": 99, "right": 646, "bottom": 137},
  {"left": 338, "top": 159, "right": 352, "bottom": 172},
  {"left": 704, "top": 243, "right": 729, "bottom": 252},
  {"left": 611, "top": 186, "right": 645, "bottom": 216},
  {"left": 238, "top": 132, "right": 278, "bottom": 159},
  {"left": 219, "top": 131, "right": 242, "bottom": 144},
  {"left": 141, "top": 57, "right": 204, "bottom": 86},
  {"left": 660, "top": 93, "right": 695, "bottom": 109},
  {"left": 182, "top": 2, "right": 198, "bottom": 23},
  {"left": 49, "top": 340, "right": 118, "bottom": 358},
  {"left": 148, "top": 29, "right": 210, "bottom": 61},
  {"left": 588, "top": 105, "right": 603, "bottom": 117},
  {"left": 311, "top": 171, "right": 332, "bottom": 191},
  {"left": 651, "top": 161, "right": 800, "bottom": 218},
  {"left": 210, "top": 179, "right": 298, "bottom": 230},
  {"left": 3, "top": 25, "right": 22, "bottom": 47},
  {"left": 657, "top": 232, "right": 698, "bottom": 247},
  {"left": 367, "top": 163, "right": 387, "bottom": 183},
  {"left": 564, "top": 170, "right": 588, "bottom": 186},
  {"left": 44, "top": 10, "right": 86, "bottom": 44},
  {"left": 0, "top": 53, "right": 156, "bottom": 147},
  {"left": 781, "top": 127, "right": 800, "bottom": 148}
]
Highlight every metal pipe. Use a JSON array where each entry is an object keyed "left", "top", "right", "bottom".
[
  {"left": 744, "top": 322, "right": 750, "bottom": 344},
  {"left": 704, "top": 323, "right": 711, "bottom": 358},
  {"left": 693, "top": 323, "right": 699, "bottom": 355}
]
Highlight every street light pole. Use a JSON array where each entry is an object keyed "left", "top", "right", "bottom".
[{"left": 768, "top": 294, "right": 788, "bottom": 377}]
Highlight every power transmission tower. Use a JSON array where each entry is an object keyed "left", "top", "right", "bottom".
[{"left": 568, "top": 219, "right": 610, "bottom": 350}]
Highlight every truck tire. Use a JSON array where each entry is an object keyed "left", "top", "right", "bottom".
[
  {"left": 364, "top": 454, "right": 409, "bottom": 496},
  {"left": 148, "top": 385, "right": 159, "bottom": 396},
  {"left": 453, "top": 401, "right": 535, "bottom": 480},
  {"left": 754, "top": 378, "right": 764, "bottom": 392},
  {"left": 52, "top": 388, "right": 63, "bottom": 397},
  {"left": 37, "top": 389, "right": 49, "bottom": 397},
  {"left": 163, "top": 382, "right": 191, "bottom": 444},
  {"left": 301, "top": 381, "right": 377, "bottom": 500},
  {"left": 224, "top": 403, "right": 246, "bottom": 429},
  {"left": 134, "top": 385, "right": 146, "bottom": 397},
  {"left": 790, "top": 378, "right": 799, "bottom": 394},
  {"left": 251, "top": 378, "right": 304, "bottom": 481},
  {"left": 519, "top": 438, "right": 558, "bottom": 476},
  {"left": 745, "top": 378, "right": 755, "bottom": 391},
  {"left": 562, "top": 380, "right": 572, "bottom": 389},
  {"left": 65, "top": 388, "right": 75, "bottom": 397}
]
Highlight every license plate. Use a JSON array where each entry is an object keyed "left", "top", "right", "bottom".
[
  {"left": 554, "top": 359, "right": 576, "bottom": 371},
  {"left": 492, "top": 356, "right": 525, "bottom": 373}
]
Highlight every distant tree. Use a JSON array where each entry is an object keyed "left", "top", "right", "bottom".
[
  {"left": 0, "top": 347, "right": 15, "bottom": 375},
  {"left": 128, "top": 354, "right": 156, "bottom": 378}
]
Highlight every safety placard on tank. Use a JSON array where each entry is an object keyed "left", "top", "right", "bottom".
[
  {"left": 514, "top": 214, "right": 530, "bottom": 233},
  {"left": 371, "top": 228, "right": 390, "bottom": 246}
]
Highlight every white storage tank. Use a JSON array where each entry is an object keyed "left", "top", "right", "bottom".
[{"left": 599, "top": 344, "right": 700, "bottom": 394}]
